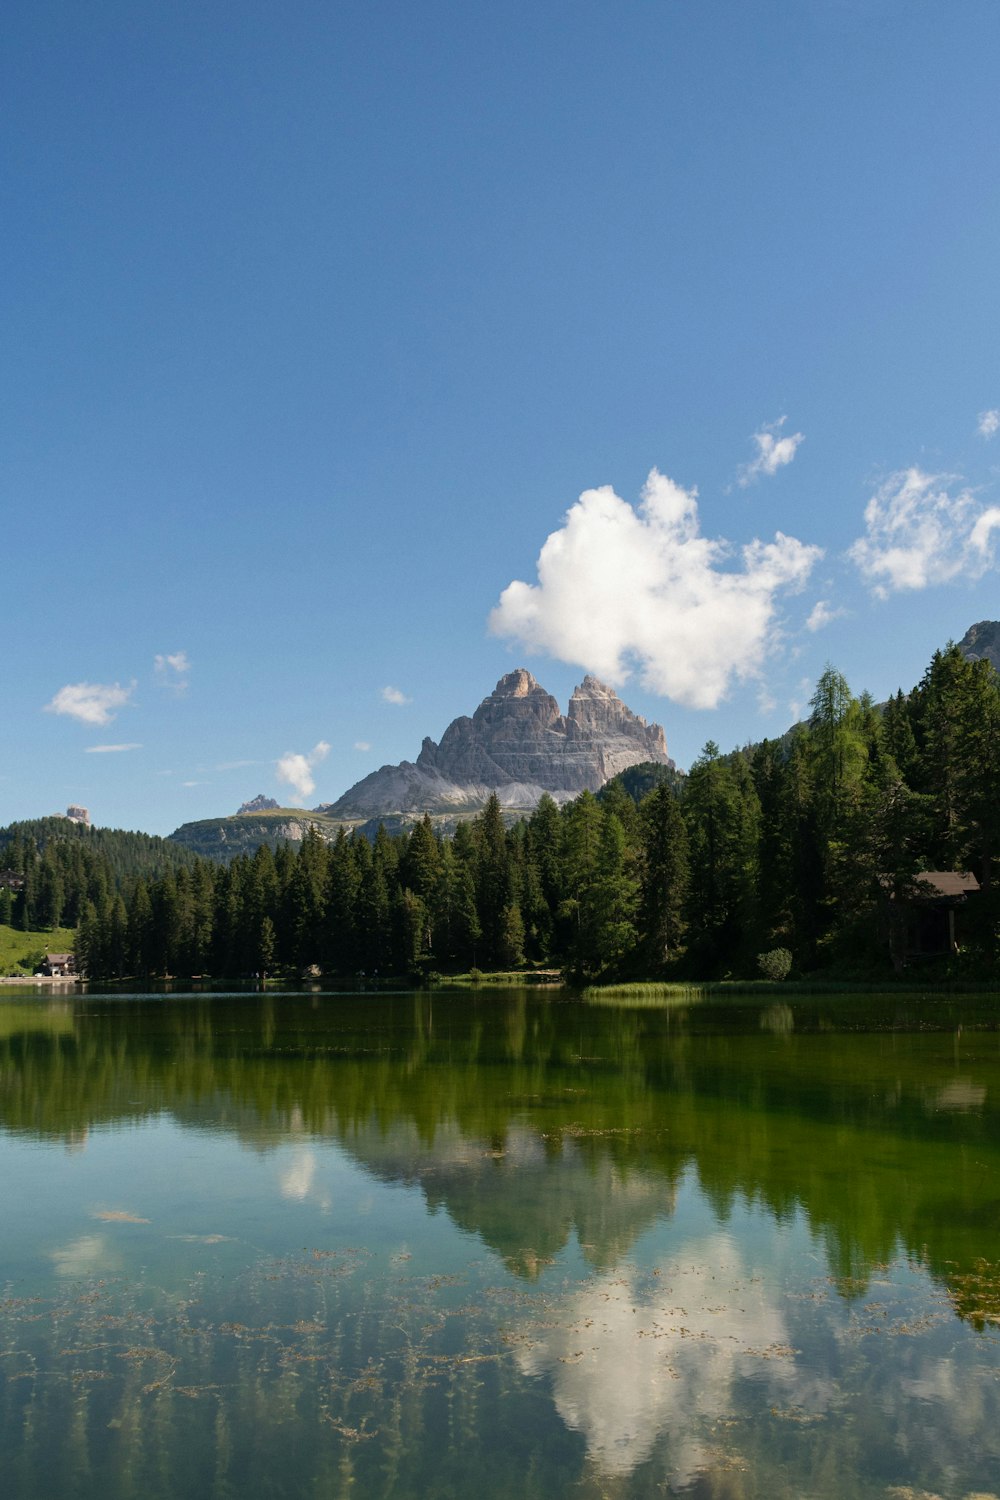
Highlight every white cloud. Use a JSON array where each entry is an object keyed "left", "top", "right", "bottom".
[
  {"left": 978, "top": 409, "right": 999, "bottom": 439},
  {"left": 969, "top": 506, "right": 1000, "bottom": 553},
  {"left": 354, "top": 740, "right": 372, "bottom": 751},
  {"left": 738, "top": 417, "right": 804, "bottom": 487},
  {"left": 788, "top": 677, "right": 812, "bottom": 721},
  {"left": 45, "top": 681, "right": 135, "bottom": 727},
  {"left": 848, "top": 467, "right": 998, "bottom": 597},
  {"left": 276, "top": 741, "right": 331, "bottom": 803},
  {"left": 805, "top": 599, "right": 845, "bottom": 632},
  {"left": 155, "top": 650, "right": 190, "bottom": 676},
  {"left": 182, "top": 780, "right": 208, "bottom": 788},
  {"left": 85, "top": 743, "right": 142, "bottom": 754},
  {"left": 154, "top": 650, "right": 190, "bottom": 695},
  {"left": 489, "top": 469, "right": 821, "bottom": 710},
  {"left": 381, "top": 685, "right": 411, "bottom": 706}
]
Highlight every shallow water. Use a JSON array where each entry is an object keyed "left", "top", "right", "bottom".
[{"left": 2, "top": 987, "right": 1000, "bottom": 1499}]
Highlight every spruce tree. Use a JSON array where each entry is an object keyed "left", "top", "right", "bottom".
[
  {"left": 639, "top": 782, "right": 689, "bottom": 967},
  {"left": 325, "top": 829, "right": 361, "bottom": 973},
  {"left": 474, "top": 795, "right": 510, "bottom": 966},
  {"left": 497, "top": 900, "right": 526, "bottom": 969},
  {"left": 576, "top": 811, "right": 640, "bottom": 977}
]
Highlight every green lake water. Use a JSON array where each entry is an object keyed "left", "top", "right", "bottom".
[{"left": 2, "top": 986, "right": 1000, "bottom": 1499}]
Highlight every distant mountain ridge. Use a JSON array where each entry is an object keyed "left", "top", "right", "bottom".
[
  {"left": 318, "top": 669, "right": 672, "bottom": 819},
  {"left": 169, "top": 626, "right": 999, "bottom": 861},
  {"left": 168, "top": 808, "right": 348, "bottom": 860}
]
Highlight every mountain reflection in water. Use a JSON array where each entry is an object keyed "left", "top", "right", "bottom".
[{"left": 1, "top": 988, "right": 1000, "bottom": 1499}]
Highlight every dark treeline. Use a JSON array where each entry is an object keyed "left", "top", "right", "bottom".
[
  {"left": 0, "top": 817, "right": 197, "bottom": 932},
  {"left": 9, "top": 643, "right": 1000, "bottom": 981}
]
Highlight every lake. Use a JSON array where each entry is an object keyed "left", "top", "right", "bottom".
[{"left": 2, "top": 986, "right": 1000, "bottom": 1499}]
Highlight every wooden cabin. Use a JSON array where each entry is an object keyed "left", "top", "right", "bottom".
[{"left": 882, "top": 870, "right": 980, "bottom": 969}]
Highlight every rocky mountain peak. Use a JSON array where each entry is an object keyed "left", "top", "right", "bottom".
[
  {"left": 573, "top": 674, "right": 618, "bottom": 697},
  {"left": 322, "top": 669, "right": 671, "bottom": 820},
  {"left": 238, "top": 794, "right": 280, "bottom": 815},
  {"left": 958, "top": 620, "right": 1000, "bottom": 672},
  {"left": 567, "top": 674, "right": 663, "bottom": 755},
  {"left": 493, "top": 668, "right": 544, "bottom": 699}
]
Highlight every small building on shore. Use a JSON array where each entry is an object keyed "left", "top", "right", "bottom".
[
  {"left": 42, "top": 952, "right": 77, "bottom": 977},
  {"left": 881, "top": 870, "right": 980, "bottom": 969}
]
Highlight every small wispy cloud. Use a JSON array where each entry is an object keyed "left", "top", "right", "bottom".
[
  {"left": 182, "top": 780, "right": 208, "bottom": 788},
  {"left": 788, "top": 677, "right": 812, "bottom": 722},
  {"left": 738, "top": 417, "right": 804, "bottom": 487},
  {"left": 155, "top": 650, "right": 191, "bottom": 694},
  {"left": 85, "top": 743, "right": 142, "bottom": 754},
  {"left": 382, "top": 686, "right": 411, "bottom": 706},
  {"left": 805, "top": 600, "right": 845, "bottom": 632},
  {"left": 45, "top": 681, "right": 135, "bottom": 727},
  {"left": 848, "top": 467, "right": 999, "bottom": 597},
  {"left": 354, "top": 740, "right": 372, "bottom": 751},
  {"left": 215, "top": 758, "right": 261, "bottom": 772},
  {"left": 155, "top": 650, "right": 190, "bottom": 675},
  {"left": 979, "top": 409, "right": 1000, "bottom": 440},
  {"left": 276, "top": 741, "right": 331, "bottom": 803}
]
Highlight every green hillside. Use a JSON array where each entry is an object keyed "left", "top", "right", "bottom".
[
  {"left": 597, "top": 760, "right": 685, "bottom": 804},
  {"left": 167, "top": 802, "right": 541, "bottom": 859},
  {"left": 167, "top": 808, "right": 358, "bottom": 860},
  {"left": 0, "top": 818, "right": 202, "bottom": 935},
  {"left": 0, "top": 924, "right": 77, "bottom": 976},
  {"left": 0, "top": 817, "right": 198, "bottom": 881}
]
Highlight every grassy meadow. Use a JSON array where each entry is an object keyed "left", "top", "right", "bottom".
[{"left": 0, "top": 924, "right": 77, "bottom": 975}]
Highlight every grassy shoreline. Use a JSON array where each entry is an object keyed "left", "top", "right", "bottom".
[{"left": 10, "top": 978, "right": 1000, "bottom": 999}]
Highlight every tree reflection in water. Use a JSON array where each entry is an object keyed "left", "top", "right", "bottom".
[{"left": 1, "top": 988, "right": 1000, "bottom": 1498}]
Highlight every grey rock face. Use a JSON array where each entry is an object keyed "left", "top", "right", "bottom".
[
  {"left": 958, "top": 620, "right": 1000, "bottom": 672},
  {"left": 238, "top": 794, "right": 280, "bottom": 814},
  {"left": 322, "top": 670, "right": 670, "bottom": 819}
]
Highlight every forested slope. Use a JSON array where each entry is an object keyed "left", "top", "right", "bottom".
[
  {"left": 0, "top": 817, "right": 198, "bottom": 931},
  {"left": 9, "top": 642, "right": 1000, "bottom": 984},
  {"left": 11, "top": 643, "right": 999, "bottom": 984}
]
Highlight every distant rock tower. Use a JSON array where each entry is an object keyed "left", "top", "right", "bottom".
[
  {"left": 65, "top": 805, "right": 91, "bottom": 826},
  {"left": 238, "top": 794, "right": 280, "bottom": 814}
]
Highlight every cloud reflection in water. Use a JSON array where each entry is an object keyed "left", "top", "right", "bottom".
[{"left": 517, "top": 1233, "right": 803, "bottom": 1481}]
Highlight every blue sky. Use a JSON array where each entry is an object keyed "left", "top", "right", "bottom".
[{"left": 3, "top": 0, "right": 999, "bottom": 835}]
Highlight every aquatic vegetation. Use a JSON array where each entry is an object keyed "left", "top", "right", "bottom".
[{"left": 3, "top": 988, "right": 1000, "bottom": 1497}]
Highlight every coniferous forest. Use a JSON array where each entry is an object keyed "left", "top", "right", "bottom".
[{"left": 3, "top": 644, "right": 999, "bottom": 983}]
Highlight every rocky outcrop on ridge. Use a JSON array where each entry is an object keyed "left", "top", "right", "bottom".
[
  {"left": 238, "top": 794, "right": 280, "bottom": 814},
  {"left": 958, "top": 620, "right": 1000, "bottom": 672},
  {"left": 320, "top": 669, "right": 671, "bottom": 820},
  {"left": 170, "top": 811, "right": 346, "bottom": 860}
]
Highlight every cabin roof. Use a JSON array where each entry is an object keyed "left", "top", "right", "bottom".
[
  {"left": 879, "top": 870, "right": 981, "bottom": 902},
  {"left": 914, "top": 870, "right": 980, "bottom": 898}
]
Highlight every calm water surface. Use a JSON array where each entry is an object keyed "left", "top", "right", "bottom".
[{"left": 2, "top": 986, "right": 1000, "bottom": 1499}]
